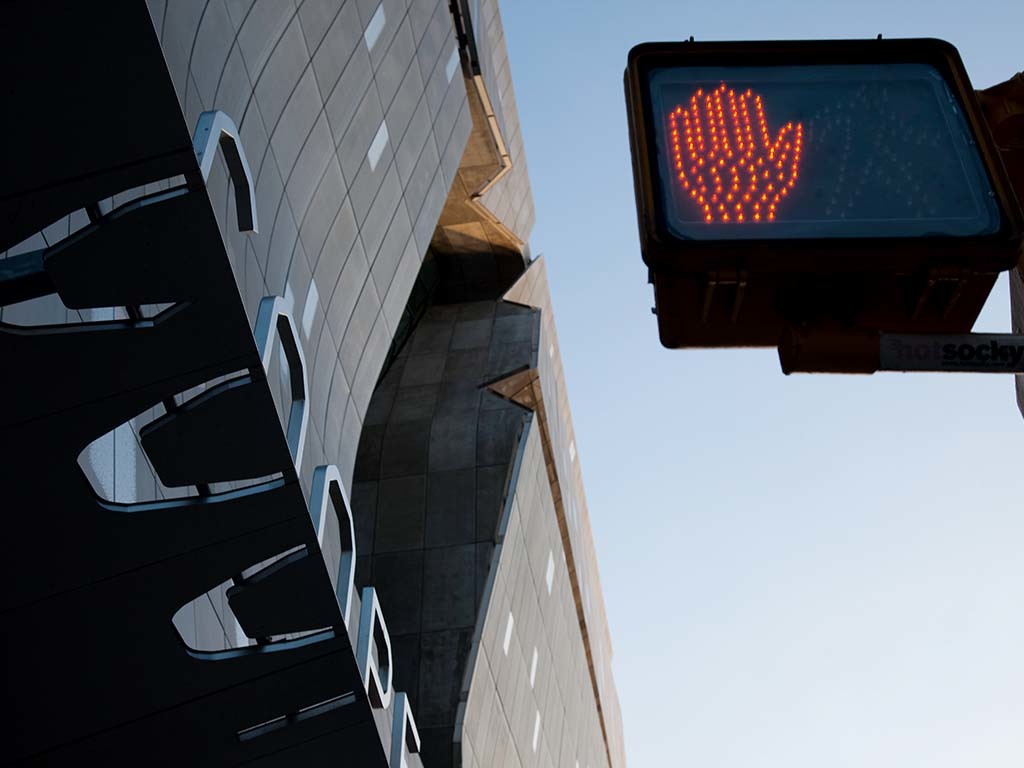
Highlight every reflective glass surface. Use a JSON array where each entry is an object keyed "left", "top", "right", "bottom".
[{"left": 648, "top": 63, "right": 1000, "bottom": 240}]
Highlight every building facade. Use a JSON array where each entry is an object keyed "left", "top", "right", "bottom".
[{"left": 0, "top": 1, "right": 625, "bottom": 766}]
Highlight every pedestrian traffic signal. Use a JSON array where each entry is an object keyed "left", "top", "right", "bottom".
[{"left": 625, "top": 39, "right": 1023, "bottom": 348}]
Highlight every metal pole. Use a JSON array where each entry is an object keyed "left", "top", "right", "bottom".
[{"left": 1007, "top": 268, "right": 1024, "bottom": 417}]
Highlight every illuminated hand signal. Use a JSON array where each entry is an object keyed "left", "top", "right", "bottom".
[{"left": 668, "top": 84, "right": 803, "bottom": 223}]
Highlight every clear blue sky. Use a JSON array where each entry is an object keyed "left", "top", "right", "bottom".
[{"left": 501, "top": 1, "right": 1024, "bottom": 766}]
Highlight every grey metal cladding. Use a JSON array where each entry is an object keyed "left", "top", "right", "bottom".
[
  {"left": 299, "top": 157, "right": 347, "bottom": 264},
  {"left": 269, "top": 64, "right": 323, "bottom": 185},
  {"left": 287, "top": 111, "right": 337, "bottom": 223},
  {"left": 298, "top": 0, "right": 344, "bottom": 53},
  {"left": 311, "top": 2, "right": 363, "bottom": 93},
  {"left": 149, "top": 0, "right": 468, "bottom": 496},
  {"left": 376, "top": 18, "right": 418, "bottom": 112},
  {"left": 371, "top": 198, "right": 415, "bottom": 299},
  {"left": 325, "top": 44, "right": 375, "bottom": 150},
  {"left": 394, "top": 94, "right": 434, "bottom": 187},
  {"left": 338, "top": 82, "right": 387, "bottom": 184},
  {"left": 387, "top": 55, "right": 429, "bottom": 158}
]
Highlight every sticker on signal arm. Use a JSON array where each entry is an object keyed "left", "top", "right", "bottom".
[{"left": 881, "top": 334, "right": 1024, "bottom": 372}]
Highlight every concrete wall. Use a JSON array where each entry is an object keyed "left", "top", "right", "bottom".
[
  {"left": 351, "top": 297, "right": 539, "bottom": 765},
  {"left": 349, "top": 280, "right": 626, "bottom": 768}
]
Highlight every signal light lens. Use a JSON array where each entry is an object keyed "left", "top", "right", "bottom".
[{"left": 648, "top": 64, "right": 1001, "bottom": 240}]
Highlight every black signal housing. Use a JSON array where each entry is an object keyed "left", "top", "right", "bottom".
[{"left": 625, "top": 38, "right": 1023, "bottom": 348}]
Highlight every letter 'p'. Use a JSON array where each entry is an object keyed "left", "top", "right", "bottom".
[{"left": 357, "top": 587, "right": 394, "bottom": 710}]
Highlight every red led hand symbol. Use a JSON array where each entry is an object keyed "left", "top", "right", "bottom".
[{"left": 668, "top": 84, "right": 803, "bottom": 223}]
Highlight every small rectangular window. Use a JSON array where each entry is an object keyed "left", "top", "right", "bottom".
[
  {"left": 502, "top": 612, "right": 514, "bottom": 655},
  {"left": 363, "top": 4, "right": 386, "bottom": 51},
  {"left": 368, "top": 121, "right": 389, "bottom": 172},
  {"left": 301, "top": 280, "right": 318, "bottom": 339},
  {"left": 445, "top": 46, "right": 460, "bottom": 84}
]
